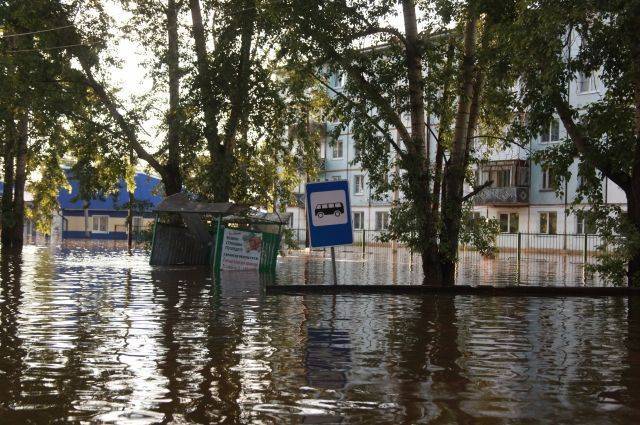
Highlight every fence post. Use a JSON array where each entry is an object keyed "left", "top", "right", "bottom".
[
  {"left": 362, "top": 228, "right": 366, "bottom": 258},
  {"left": 517, "top": 232, "right": 522, "bottom": 266},
  {"left": 583, "top": 232, "right": 588, "bottom": 264}
]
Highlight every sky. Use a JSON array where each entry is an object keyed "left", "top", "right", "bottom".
[{"left": 100, "top": 0, "right": 409, "bottom": 152}]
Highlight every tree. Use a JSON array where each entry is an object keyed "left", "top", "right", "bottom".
[
  {"left": 275, "top": 0, "right": 515, "bottom": 285},
  {"left": 508, "top": 0, "right": 640, "bottom": 286}
]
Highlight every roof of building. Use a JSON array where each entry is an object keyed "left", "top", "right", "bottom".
[
  {"left": 59, "top": 172, "right": 163, "bottom": 211},
  {"left": 154, "top": 192, "right": 247, "bottom": 215}
]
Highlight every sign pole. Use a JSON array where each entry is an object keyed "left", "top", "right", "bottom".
[{"left": 330, "top": 246, "right": 338, "bottom": 285}]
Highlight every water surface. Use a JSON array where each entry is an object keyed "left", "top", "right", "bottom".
[{"left": 0, "top": 244, "right": 639, "bottom": 423}]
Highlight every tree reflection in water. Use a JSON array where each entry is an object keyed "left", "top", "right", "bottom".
[
  {"left": 0, "top": 246, "right": 639, "bottom": 423},
  {"left": 0, "top": 249, "right": 24, "bottom": 421}
]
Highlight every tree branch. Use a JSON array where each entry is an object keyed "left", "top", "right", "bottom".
[
  {"left": 553, "top": 93, "right": 631, "bottom": 191},
  {"left": 322, "top": 46, "right": 413, "bottom": 147},
  {"left": 469, "top": 134, "right": 532, "bottom": 153},
  {"left": 74, "top": 57, "right": 165, "bottom": 175},
  {"left": 462, "top": 179, "right": 493, "bottom": 202},
  {"left": 313, "top": 74, "right": 406, "bottom": 158},
  {"left": 348, "top": 26, "right": 408, "bottom": 47}
]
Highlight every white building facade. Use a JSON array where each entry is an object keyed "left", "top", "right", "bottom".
[
  {"left": 471, "top": 37, "right": 625, "bottom": 242},
  {"left": 286, "top": 36, "right": 625, "bottom": 245}
]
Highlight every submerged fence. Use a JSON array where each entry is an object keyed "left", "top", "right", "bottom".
[{"left": 285, "top": 228, "right": 619, "bottom": 265}]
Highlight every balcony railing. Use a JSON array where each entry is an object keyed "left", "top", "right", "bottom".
[{"left": 473, "top": 186, "right": 529, "bottom": 205}]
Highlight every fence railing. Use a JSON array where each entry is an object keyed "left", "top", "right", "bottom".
[{"left": 284, "top": 228, "right": 620, "bottom": 264}]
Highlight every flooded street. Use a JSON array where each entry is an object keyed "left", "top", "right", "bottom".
[{"left": 1, "top": 244, "right": 640, "bottom": 423}]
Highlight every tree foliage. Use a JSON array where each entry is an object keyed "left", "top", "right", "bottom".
[{"left": 506, "top": 0, "right": 640, "bottom": 286}]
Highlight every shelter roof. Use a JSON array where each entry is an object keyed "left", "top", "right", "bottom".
[{"left": 154, "top": 193, "right": 248, "bottom": 215}]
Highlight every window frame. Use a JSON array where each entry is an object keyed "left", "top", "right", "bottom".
[
  {"left": 495, "top": 169, "right": 511, "bottom": 187},
  {"left": 498, "top": 212, "right": 519, "bottom": 234},
  {"left": 92, "top": 215, "right": 109, "bottom": 234},
  {"left": 331, "top": 138, "right": 344, "bottom": 160},
  {"left": 539, "top": 211, "right": 558, "bottom": 235},
  {"left": 540, "top": 118, "right": 561, "bottom": 143},
  {"left": 375, "top": 211, "right": 390, "bottom": 231},
  {"left": 576, "top": 212, "right": 595, "bottom": 235},
  {"left": 577, "top": 71, "right": 597, "bottom": 94},
  {"left": 353, "top": 211, "right": 364, "bottom": 230},
  {"left": 541, "top": 168, "right": 554, "bottom": 191},
  {"left": 132, "top": 216, "right": 144, "bottom": 232},
  {"left": 354, "top": 175, "right": 365, "bottom": 195}
]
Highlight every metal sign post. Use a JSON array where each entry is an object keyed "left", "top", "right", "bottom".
[
  {"left": 330, "top": 246, "right": 338, "bottom": 285},
  {"left": 305, "top": 180, "right": 354, "bottom": 285}
]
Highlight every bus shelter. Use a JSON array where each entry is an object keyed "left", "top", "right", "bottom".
[{"left": 149, "top": 193, "right": 288, "bottom": 273}]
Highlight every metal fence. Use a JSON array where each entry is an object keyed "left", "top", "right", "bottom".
[{"left": 284, "top": 228, "right": 620, "bottom": 265}]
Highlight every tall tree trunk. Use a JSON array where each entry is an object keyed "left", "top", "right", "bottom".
[
  {"left": 432, "top": 40, "right": 456, "bottom": 217},
  {"left": 627, "top": 189, "right": 640, "bottom": 286},
  {"left": 10, "top": 111, "right": 28, "bottom": 248},
  {"left": 215, "top": 0, "right": 257, "bottom": 203},
  {"left": 165, "top": 0, "right": 183, "bottom": 196},
  {"left": 628, "top": 25, "right": 640, "bottom": 287},
  {"left": 188, "top": 0, "right": 225, "bottom": 200},
  {"left": 401, "top": 0, "right": 441, "bottom": 285},
  {"left": 440, "top": 14, "right": 478, "bottom": 286},
  {"left": 401, "top": 0, "right": 427, "bottom": 165},
  {"left": 1, "top": 116, "right": 16, "bottom": 248}
]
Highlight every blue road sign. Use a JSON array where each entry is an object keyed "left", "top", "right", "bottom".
[{"left": 306, "top": 180, "right": 354, "bottom": 248}]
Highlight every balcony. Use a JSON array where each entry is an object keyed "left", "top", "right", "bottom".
[{"left": 473, "top": 186, "right": 529, "bottom": 206}]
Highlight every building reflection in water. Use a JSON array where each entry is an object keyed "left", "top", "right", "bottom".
[{"left": 0, "top": 245, "right": 639, "bottom": 423}]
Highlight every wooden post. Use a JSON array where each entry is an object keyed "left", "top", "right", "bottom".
[{"left": 330, "top": 246, "right": 337, "bottom": 285}]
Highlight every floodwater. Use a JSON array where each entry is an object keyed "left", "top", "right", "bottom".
[
  {"left": 0, "top": 243, "right": 639, "bottom": 423},
  {"left": 279, "top": 246, "right": 610, "bottom": 287}
]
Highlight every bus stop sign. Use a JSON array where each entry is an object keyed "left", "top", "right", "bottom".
[{"left": 305, "top": 180, "right": 354, "bottom": 248}]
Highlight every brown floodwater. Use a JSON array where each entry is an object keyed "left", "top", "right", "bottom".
[{"left": 1, "top": 243, "right": 639, "bottom": 423}]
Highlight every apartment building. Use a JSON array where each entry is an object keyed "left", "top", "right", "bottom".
[
  {"left": 286, "top": 72, "right": 399, "bottom": 234},
  {"left": 287, "top": 34, "right": 625, "bottom": 243},
  {"left": 472, "top": 39, "right": 625, "bottom": 241}
]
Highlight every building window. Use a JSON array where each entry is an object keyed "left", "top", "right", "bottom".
[
  {"left": 578, "top": 71, "right": 597, "bottom": 93},
  {"left": 353, "top": 211, "right": 364, "bottom": 230},
  {"left": 495, "top": 169, "right": 511, "bottom": 187},
  {"left": 354, "top": 175, "right": 365, "bottom": 195},
  {"left": 539, "top": 211, "right": 557, "bottom": 234},
  {"left": 540, "top": 119, "right": 560, "bottom": 143},
  {"left": 375, "top": 211, "right": 389, "bottom": 231},
  {"left": 541, "top": 168, "right": 554, "bottom": 190},
  {"left": 332, "top": 175, "right": 341, "bottom": 181},
  {"left": 332, "top": 139, "right": 343, "bottom": 159},
  {"left": 92, "top": 215, "right": 109, "bottom": 233},
  {"left": 482, "top": 171, "right": 490, "bottom": 185},
  {"left": 499, "top": 212, "right": 519, "bottom": 233},
  {"left": 132, "top": 216, "right": 143, "bottom": 232},
  {"left": 472, "top": 211, "right": 482, "bottom": 221},
  {"left": 576, "top": 212, "right": 595, "bottom": 234}
]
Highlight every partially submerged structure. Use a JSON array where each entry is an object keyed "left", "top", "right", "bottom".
[{"left": 150, "top": 193, "right": 290, "bottom": 272}]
